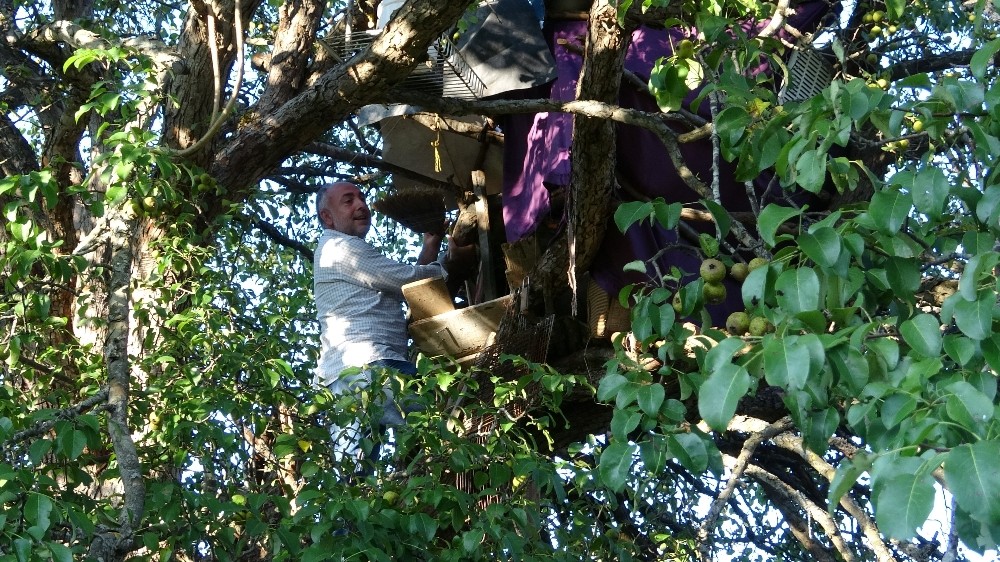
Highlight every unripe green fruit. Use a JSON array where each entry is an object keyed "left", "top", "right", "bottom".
[
  {"left": 703, "top": 281, "right": 727, "bottom": 305},
  {"left": 748, "top": 257, "right": 769, "bottom": 272},
  {"left": 672, "top": 291, "right": 684, "bottom": 314},
  {"left": 726, "top": 311, "right": 750, "bottom": 335},
  {"left": 676, "top": 39, "right": 695, "bottom": 58},
  {"left": 700, "top": 258, "right": 726, "bottom": 283},
  {"left": 748, "top": 316, "right": 773, "bottom": 336},
  {"left": 729, "top": 262, "right": 749, "bottom": 282},
  {"left": 383, "top": 491, "right": 400, "bottom": 504}
]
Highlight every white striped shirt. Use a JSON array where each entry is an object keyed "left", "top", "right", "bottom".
[{"left": 313, "top": 229, "right": 446, "bottom": 387}]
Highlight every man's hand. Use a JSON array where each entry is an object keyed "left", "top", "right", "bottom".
[{"left": 443, "top": 236, "right": 478, "bottom": 278}]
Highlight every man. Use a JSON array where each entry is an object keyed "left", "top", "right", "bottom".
[{"left": 312, "top": 181, "right": 473, "bottom": 473}]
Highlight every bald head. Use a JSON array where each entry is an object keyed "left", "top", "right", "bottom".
[{"left": 316, "top": 182, "right": 372, "bottom": 237}]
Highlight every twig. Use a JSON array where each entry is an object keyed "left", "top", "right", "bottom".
[
  {"left": 159, "top": 0, "right": 245, "bottom": 159},
  {"left": 0, "top": 387, "right": 110, "bottom": 455},
  {"left": 696, "top": 416, "right": 793, "bottom": 561},
  {"left": 251, "top": 217, "right": 314, "bottom": 262},
  {"left": 745, "top": 463, "right": 859, "bottom": 562},
  {"left": 772, "top": 432, "right": 898, "bottom": 562}
]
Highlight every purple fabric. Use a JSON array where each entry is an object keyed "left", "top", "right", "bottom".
[{"left": 499, "top": 4, "right": 833, "bottom": 321}]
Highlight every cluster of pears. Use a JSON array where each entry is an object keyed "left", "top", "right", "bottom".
[{"left": 673, "top": 256, "right": 774, "bottom": 337}]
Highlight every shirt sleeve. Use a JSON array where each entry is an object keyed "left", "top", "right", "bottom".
[{"left": 318, "top": 234, "right": 446, "bottom": 297}]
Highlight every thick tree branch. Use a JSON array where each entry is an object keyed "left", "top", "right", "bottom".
[
  {"left": 88, "top": 216, "right": 145, "bottom": 561},
  {"left": 537, "top": 0, "right": 635, "bottom": 298},
  {"left": 0, "top": 112, "right": 38, "bottom": 177},
  {"left": 212, "top": 0, "right": 478, "bottom": 194},
  {"left": 254, "top": 0, "right": 324, "bottom": 116},
  {"left": 886, "top": 48, "right": 978, "bottom": 82}
]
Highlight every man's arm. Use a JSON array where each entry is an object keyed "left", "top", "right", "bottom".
[{"left": 417, "top": 232, "right": 443, "bottom": 266}]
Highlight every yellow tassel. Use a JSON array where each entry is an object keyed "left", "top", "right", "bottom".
[{"left": 432, "top": 116, "right": 442, "bottom": 173}]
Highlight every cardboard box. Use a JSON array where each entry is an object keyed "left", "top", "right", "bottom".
[
  {"left": 403, "top": 276, "right": 454, "bottom": 321},
  {"left": 409, "top": 295, "right": 512, "bottom": 361}
]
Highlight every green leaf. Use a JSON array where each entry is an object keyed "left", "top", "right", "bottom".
[
  {"left": 971, "top": 38, "right": 1000, "bottom": 80},
  {"left": 597, "top": 373, "right": 629, "bottom": 402},
  {"left": 649, "top": 59, "right": 693, "bottom": 112},
  {"left": 944, "top": 334, "right": 976, "bottom": 366},
  {"left": 959, "top": 252, "right": 999, "bottom": 302},
  {"left": 944, "top": 441, "right": 1000, "bottom": 523},
  {"left": 899, "top": 313, "right": 942, "bottom": 358},
  {"left": 869, "top": 190, "right": 912, "bottom": 234},
  {"left": 652, "top": 200, "right": 682, "bottom": 230},
  {"left": 945, "top": 381, "right": 995, "bottom": 429},
  {"left": 909, "top": 168, "right": 950, "bottom": 217},
  {"left": 881, "top": 392, "right": 917, "bottom": 429},
  {"left": 828, "top": 451, "right": 873, "bottom": 511},
  {"left": 954, "top": 292, "right": 994, "bottom": 340},
  {"left": 795, "top": 149, "right": 827, "bottom": 193},
  {"left": 105, "top": 183, "right": 127, "bottom": 204},
  {"left": 703, "top": 337, "right": 747, "bottom": 374},
  {"left": 639, "top": 435, "right": 669, "bottom": 473},
  {"left": 763, "top": 336, "right": 810, "bottom": 390},
  {"left": 798, "top": 226, "right": 842, "bottom": 268},
  {"left": 698, "top": 363, "right": 751, "bottom": 431},
  {"left": 59, "top": 428, "right": 87, "bottom": 460},
  {"left": 828, "top": 345, "right": 869, "bottom": 394},
  {"left": 715, "top": 106, "right": 752, "bottom": 146},
  {"left": 599, "top": 442, "right": 637, "bottom": 492},
  {"left": 884, "top": 257, "right": 921, "bottom": 298},
  {"left": 875, "top": 472, "right": 936, "bottom": 540},
  {"left": 463, "top": 529, "right": 486, "bottom": 554},
  {"left": 24, "top": 493, "right": 54, "bottom": 533},
  {"left": 884, "top": 0, "right": 905, "bottom": 19},
  {"left": 614, "top": 201, "right": 653, "bottom": 233},
  {"left": 981, "top": 334, "right": 1000, "bottom": 373},
  {"left": 757, "top": 204, "right": 801, "bottom": 247},
  {"left": 47, "top": 542, "right": 73, "bottom": 562},
  {"left": 637, "top": 383, "right": 665, "bottom": 416},
  {"left": 775, "top": 267, "right": 821, "bottom": 313},
  {"left": 667, "top": 433, "right": 709, "bottom": 473},
  {"left": 701, "top": 198, "right": 731, "bottom": 238},
  {"left": 698, "top": 232, "right": 720, "bottom": 257},
  {"left": 611, "top": 408, "right": 642, "bottom": 439}
]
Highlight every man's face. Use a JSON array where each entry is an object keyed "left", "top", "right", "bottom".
[{"left": 320, "top": 183, "right": 371, "bottom": 237}]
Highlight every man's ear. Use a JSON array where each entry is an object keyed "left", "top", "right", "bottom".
[{"left": 319, "top": 208, "right": 332, "bottom": 228}]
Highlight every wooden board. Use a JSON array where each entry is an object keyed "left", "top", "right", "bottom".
[{"left": 409, "top": 295, "right": 512, "bottom": 359}]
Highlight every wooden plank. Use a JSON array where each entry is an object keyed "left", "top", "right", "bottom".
[{"left": 471, "top": 170, "right": 498, "bottom": 301}]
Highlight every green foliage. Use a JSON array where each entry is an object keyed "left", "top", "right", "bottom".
[
  {"left": 608, "top": 0, "right": 1000, "bottom": 555},
  {"left": 4, "top": 0, "right": 1000, "bottom": 559}
]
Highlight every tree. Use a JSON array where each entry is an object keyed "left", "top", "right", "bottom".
[{"left": 1, "top": 0, "right": 999, "bottom": 559}]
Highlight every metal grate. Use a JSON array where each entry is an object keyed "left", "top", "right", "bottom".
[
  {"left": 779, "top": 46, "right": 834, "bottom": 103},
  {"left": 323, "top": 31, "right": 486, "bottom": 100}
]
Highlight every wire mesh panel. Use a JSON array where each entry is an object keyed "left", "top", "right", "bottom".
[
  {"left": 322, "top": 31, "right": 485, "bottom": 100},
  {"left": 779, "top": 47, "right": 834, "bottom": 103}
]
